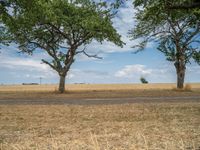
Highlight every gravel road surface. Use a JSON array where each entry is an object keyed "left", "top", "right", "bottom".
[{"left": 0, "top": 96, "right": 200, "bottom": 105}]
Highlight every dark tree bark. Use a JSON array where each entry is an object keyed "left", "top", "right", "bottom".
[
  {"left": 58, "top": 47, "right": 76, "bottom": 93},
  {"left": 59, "top": 74, "right": 66, "bottom": 93},
  {"left": 174, "top": 60, "right": 186, "bottom": 89}
]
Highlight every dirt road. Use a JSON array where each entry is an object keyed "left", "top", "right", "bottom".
[{"left": 0, "top": 96, "right": 200, "bottom": 105}]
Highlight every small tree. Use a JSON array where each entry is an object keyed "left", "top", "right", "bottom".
[
  {"left": 130, "top": 0, "right": 200, "bottom": 89},
  {"left": 2, "top": 0, "right": 123, "bottom": 93},
  {"left": 140, "top": 77, "right": 148, "bottom": 84}
]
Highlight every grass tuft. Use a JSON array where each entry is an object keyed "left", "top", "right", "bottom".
[
  {"left": 172, "top": 84, "right": 192, "bottom": 92},
  {"left": 184, "top": 84, "right": 192, "bottom": 91}
]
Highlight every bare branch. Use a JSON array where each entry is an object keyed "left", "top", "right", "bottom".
[
  {"left": 41, "top": 59, "right": 59, "bottom": 72},
  {"left": 183, "top": 22, "right": 200, "bottom": 47},
  {"left": 76, "top": 47, "right": 103, "bottom": 59}
]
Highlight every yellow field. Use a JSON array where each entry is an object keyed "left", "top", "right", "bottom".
[
  {"left": 0, "top": 103, "right": 200, "bottom": 149},
  {"left": 0, "top": 83, "right": 200, "bottom": 92},
  {"left": 0, "top": 83, "right": 200, "bottom": 100},
  {"left": 0, "top": 84, "right": 200, "bottom": 149}
]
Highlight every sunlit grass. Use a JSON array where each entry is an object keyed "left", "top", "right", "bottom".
[
  {"left": 0, "top": 83, "right": 200, "bottom": 100},
  {"left": 0, "top": 103, "right": 200, "bottom": 149},
  {"left": 0, "top": 83, "right": 200, "bottom": 92}
]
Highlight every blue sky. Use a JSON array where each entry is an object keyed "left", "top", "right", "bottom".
[{"left": 0, "top": 1, "right": 200, "bottom": 85}]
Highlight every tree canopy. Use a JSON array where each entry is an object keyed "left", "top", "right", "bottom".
[{"left": 1, "top": 0, "right": 123, "bottom": 92}]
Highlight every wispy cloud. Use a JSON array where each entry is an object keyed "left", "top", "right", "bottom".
[
  {"left": 115, "top": 64, "right": 152, "bottom": 78},
  {"left": 0, "top": 47, "right": 57, "bottom": 82},
  {"left": 1, "top": 58, "right": 48, "bottom": 71}
]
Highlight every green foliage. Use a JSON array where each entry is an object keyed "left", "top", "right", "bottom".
[
  {"left": 140, "top": 77, "right": 148, "bottom": 84},
  {"left": 0, "top": 0, "right": 12, "bottom": 47},
  {"left": 130, "top": 0, "right": 200, "bottom": 65},
  {"left": 193, "top": 51, "right": 200, "bottom": 65},
  {"left": 1, "top": 0, "right": 124, "bottom": 92},
  {"left": 0, "top": 26, "right": 11, "bottom": 47},
  {"left": 1, "top": 0, "right": 123, "bottom": 67}
]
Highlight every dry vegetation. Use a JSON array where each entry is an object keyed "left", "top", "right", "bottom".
[
  {"left": 1, "top": 83, "right": 200, "bottom": 92},
  {"left": 0, "top": 103, "right": 200, "bottom": 149},
  {"left": 0, "top": 83, "right": 200, "bottom": 100},
  {"left": 0, "top": 84, "right": 200, "bottom": 149}
]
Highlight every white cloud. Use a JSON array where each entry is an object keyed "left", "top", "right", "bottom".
[
  {"left": 114, "top": 64, "right": 178, "bottom": 83},
  {"left": 1, "top": 58, "right": 48, "bottom": 71},
  {"left": 115, "top": 64, "right": 152, "bottom": 78},
  {"left": 0, "top": 46, "right": 57, "bottom": 81},
  {"left": 113, "top": 63, "right": 200, "bottom": 83}
]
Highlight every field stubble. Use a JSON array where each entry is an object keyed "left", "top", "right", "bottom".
[
  {"left": 0, "top": 84, "right": 200, "bottom": 149},
  {"left": 0, "top": 83, "right": 200, "bottom": 100},
  {"left": 0, "top": 104, "right": 200, "bottom": 149},
  {"left": 1, "top": 83, "right": 200, "bottom": 92}
]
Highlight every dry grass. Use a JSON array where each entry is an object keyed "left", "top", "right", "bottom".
[
  {"left": 184, "top": 84, "right": 193, "bottom": 91},
  {"left": 0, "top": 84, "right": 200, "bottom": 149},
  {"left": 172, "top": 84, "right": 193, "bottom": 92},
  {"left": 0, "top": 103, "right": 200, "bottom": 149},
  {"left": 0, "top": 83, "right": 200, "bottom": 92},
  {"left": 0, "top": 83, "right": 200, "bottom": 100}
]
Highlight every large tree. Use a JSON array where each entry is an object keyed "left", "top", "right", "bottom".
[
  {"left": 1, "top": 0, "right": 123, "bottom": 93},
  {"left": 130, "top": 0, "right": 200, "bottom": 89}
]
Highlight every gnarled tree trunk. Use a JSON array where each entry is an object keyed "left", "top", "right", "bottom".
[
  {"left": 57, "top": 48, "right": 75, "bottom": 93},
  {"left": 58, "top": 74, "right": 66, "bottom": 93},
  {"left": 174, "top": 61, "right": 186, "bottom": 89}
]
